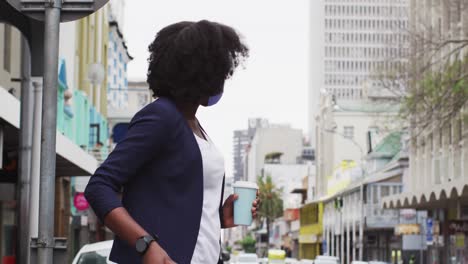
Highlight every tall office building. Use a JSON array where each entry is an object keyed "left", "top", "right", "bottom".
[
  {"left": 309, "top": 0, "right": 409, "bottom": 146},
  {"left": 323, "top": 0, "right": 409, "bottom": 100}
]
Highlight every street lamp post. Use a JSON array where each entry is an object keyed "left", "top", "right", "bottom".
[{"left": 322, "top": 128, "right": 366, "bottom": 261}]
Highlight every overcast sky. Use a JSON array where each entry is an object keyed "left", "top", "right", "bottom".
[{"left": 123, "top": 0, "right": 311, "bottom": 178}]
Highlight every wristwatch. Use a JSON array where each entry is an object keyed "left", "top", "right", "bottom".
[{"left": 135, "top": 234, "right": 158, "bottom": 255}]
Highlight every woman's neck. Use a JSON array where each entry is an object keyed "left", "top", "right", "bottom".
[{"left": 175, "top": 101, "right": 199, "bottom": 121}]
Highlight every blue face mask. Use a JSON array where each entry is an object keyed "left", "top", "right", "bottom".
[{"left": 206, "top": 92, "right": 223, "bottom": 106}]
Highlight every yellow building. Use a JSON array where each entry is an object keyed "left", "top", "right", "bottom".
[
  {"left": 76, "top": 7, "right": 109, "bottom": 117},
  {"left": 299, "top": 202, "right": 323, "bottom": 260}
]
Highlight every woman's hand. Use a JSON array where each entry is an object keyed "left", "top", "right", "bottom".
[
  {"left": 222, "top": 191, "right": 261, "bottom": 228},
  {"left": 142, "top": 242, "right": 176, "bottom": 264}
]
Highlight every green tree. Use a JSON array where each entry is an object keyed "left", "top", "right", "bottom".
[
  {"left": 257, "top": 174, "right": 283, "bottom": 248},
  {"left": 240, "top": 234, "right": 256, "bottom": 253}
]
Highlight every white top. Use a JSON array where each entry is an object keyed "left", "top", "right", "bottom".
[{"left": 191, "top": 132, "right": 225, "bottom": 264}]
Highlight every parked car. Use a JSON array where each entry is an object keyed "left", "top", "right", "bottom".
[
  {"left": 285, "top": 257, "right": 299, "bottom": 264},
  {"left": 259, "top": 257, "right": 269, "bottom": 264},
  {"left": 351, "top": 261, "right": 369, "bottom": 264},
  {"left": 72, "top": 240, "right": 115, "bottom": 264},
  {"left": 314, "top": 255, "right": 339, "bottom": 264},
  {"left": 235, "top": 253, "right": 258, "bottom": 264},
  {"left": 298, "top": 260, "right": 314, "bottom": 264}
]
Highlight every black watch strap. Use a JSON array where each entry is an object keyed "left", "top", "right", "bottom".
[{"left": 136, "top": 234, "right": 158, "bottom": 256}]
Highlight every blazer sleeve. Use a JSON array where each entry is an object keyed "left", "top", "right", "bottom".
[{"left": 84, "top": 103, "right": 171, "bottom": 222}]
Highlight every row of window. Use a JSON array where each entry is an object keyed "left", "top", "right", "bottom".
[
  {"left": 325, "top": 18, "right": 408, "bottom": 31},
  {"left": 326, "top": 32, "right": 408, "bottom": 45},
  {"left": 324, "top": 60, "right": 404, "bottom": 73},
  {"left": 325, "top": 4, "right": 407, "bottom": 17},
  {"left": 325, "top": 0, "right": 407, "bottom": 3},
  {"left": 325, "top": 46, "right": 407, "bottom": 59},
  {"left": 325, "top": 74, "right": 370, "bottom": 87},
  {"left": 329, "top": 88, "right": 364, "bottom": 100}
]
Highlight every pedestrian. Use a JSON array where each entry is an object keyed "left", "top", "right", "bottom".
[{"left": 84, "top": 20, "right": 254, "bottom": 264}]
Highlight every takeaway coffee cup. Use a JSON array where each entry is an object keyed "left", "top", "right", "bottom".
[{"left": 233, "top": 181, "right": 258, "bottom": 226}]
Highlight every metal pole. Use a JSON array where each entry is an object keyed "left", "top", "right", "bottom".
[
  {"left": 38, "top": 1, "right": 61, "bottom": 263},
  {"left": 30, "top": 79, "right": 43, "bottom": 239},
  {"left": 18, "top": 35, "right": 34, "bottom": 264},
  {"left": 346, "top": 197, "right": 350, "bottom": 264},
  {"left": 359, "top": 184, "right": 364, "bottom": 260},
  {"left": 340, "top": 209, "right": 344, "bottom": 264}
]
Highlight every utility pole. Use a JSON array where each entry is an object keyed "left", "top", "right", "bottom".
[{"left": 37, "top": 1, "right": 61, "bottom": 263}]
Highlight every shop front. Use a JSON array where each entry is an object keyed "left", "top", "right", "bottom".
[{"left": 299, "top": 202, "right": 323, "bottom": 260}]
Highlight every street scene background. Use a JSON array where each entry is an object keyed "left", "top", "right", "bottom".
[{"left": 0, "top": 0, "right": 468, "bottom": 263}]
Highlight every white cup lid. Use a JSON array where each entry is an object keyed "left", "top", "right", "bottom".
[{"left": 233, "top": 181, "right": 258, "bottom": 189}]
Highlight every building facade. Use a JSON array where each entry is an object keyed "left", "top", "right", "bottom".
[
  {"left": 382, "top": 0, "right": 468, "bottom": 263},
  {"left": 246, "top": 124, "right": 303, "bottom": 183},
  {"left": 309, "top": 0, "right": 409, "bottom": 146},
  {"left": 107, "top": 20, "right": 132, "bottom": 110},
  {"left": 232, "top": 118, "right": 269, "bottom": 182}
]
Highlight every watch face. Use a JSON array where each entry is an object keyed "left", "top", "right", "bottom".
[{"left": 135, "top": 238, "right": 147, "bottom": 254}]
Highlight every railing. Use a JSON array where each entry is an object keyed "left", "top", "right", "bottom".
[{"left": 87, "top": 146, "right": 111, "bottom": 165}]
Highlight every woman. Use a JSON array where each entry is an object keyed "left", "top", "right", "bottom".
[{"left": 84, "top": 20, "right": 255, "bottom": 264}]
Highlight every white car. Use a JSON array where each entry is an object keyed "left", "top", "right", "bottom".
[
  {"left": 351, "top": 261, "right": 369, "bottom": 264},
  {"left": 286, "top": 257, "right": 299, "bottom": 264},
  {"left": 235, "top": 253, "right": 258, "bottom": 264},
  {"left": 314, "top": 255, "right": 340, "bottom": 264},
  {"left": 72, "top": 240, "right": 115, "bottom": 264}
]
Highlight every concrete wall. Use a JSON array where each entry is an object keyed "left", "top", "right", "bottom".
[
  {"left": 264, "top": 163, "right": 314, "bottom": 209},
  {"left": 247, "top": 125, "right": 303, "bottom": 183}
]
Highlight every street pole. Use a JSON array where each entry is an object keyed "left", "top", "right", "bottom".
[
  {"left": 30, "top": 79, "right": 43, "bottom": 240},
  {"left": 18, "top": 35, "right": 33, "bottom": 264},
  {"left": 38, "top": 0, "right": 61, "bottom": 263},
  {"left": 358, "top": 184, "right": 364, "bottom": 260}
]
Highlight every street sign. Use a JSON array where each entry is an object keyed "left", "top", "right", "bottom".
[{"left": 6, "top": 0, "right": 109, "bottom": 22}]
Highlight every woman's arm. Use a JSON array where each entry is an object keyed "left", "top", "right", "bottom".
[
  {"left": 84, "top": 103, "right": 175, "bottom": 262},
  {"left": 85, "top": 103, "right": 170, "bottom": 224},
  {"left": 104, "top": 207, "right": 175, "bottom": 263}
]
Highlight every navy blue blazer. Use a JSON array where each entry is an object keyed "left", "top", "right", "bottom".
[{"left": 84, "top": 97, "right": 225, "bottom": 264}]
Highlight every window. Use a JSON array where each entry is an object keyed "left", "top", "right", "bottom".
[
  {"left": 3, "top": 24, "right": 11, "bottom": 72},
  {"left": 343, "top": 126, "right": 354, "bottom": 139}
]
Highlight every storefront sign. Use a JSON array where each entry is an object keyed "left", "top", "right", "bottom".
[
  {"left": 399, "top": 209, "right": 417, "bottom": 221},
  {"left": 284, "top": 208, "right": 299, "bottom": 221},
  {"left": 74, "top": 193, "right": 89, "bottom": 211},
  {"left": 455, "top": 234, "right": 465, "bottom": 249},
  {"left": 299, "top": 234, "right": 319, "bottom": 243},
  {"left": 395, "top": 224, "right": 421, "bottom": 235},
  {"left": 448, "top": 221, "right": 468, "bottom": 234},
  {"left": 426, "top": 218, "right": 433, "bottom": 245}
]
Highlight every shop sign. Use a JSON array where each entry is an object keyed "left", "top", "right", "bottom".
[
  {"left": 448, "top": 221, "right": 468, "bottom": 234},
  {"left": 284, "top": 208, "right": 299, "bottom": 221},
  {"left": 74, "top": 193, "right": 89, "bottom": 211},
  {"left": 395, "top": 224, "right": 421, "bottom": 235},
  {"left": 399, "top": 209, "right": 417, "bottom": 222},
  {"left": 455, "top": 234, "right": 465, "bottom": 249},
  {"left": 426, "top": 218, "right": 433, "bottom": 245},
  {"left": 299, "top": 234, "right": 319, "bottom": 243}
]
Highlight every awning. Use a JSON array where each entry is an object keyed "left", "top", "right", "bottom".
[
  {"left": 0, "top": 87, "right": 98, "bottom": 176},
  {"left": 382, "top": 178, "right": 468, "bottom": 209}
]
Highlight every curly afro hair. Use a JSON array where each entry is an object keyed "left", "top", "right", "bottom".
[{"left": 146, "top": 20, "right": 249, "bottom": 102}]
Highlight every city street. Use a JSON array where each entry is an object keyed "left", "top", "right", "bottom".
[{"left": 0, "top": 0, "right": 468, "bottom": 263}]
